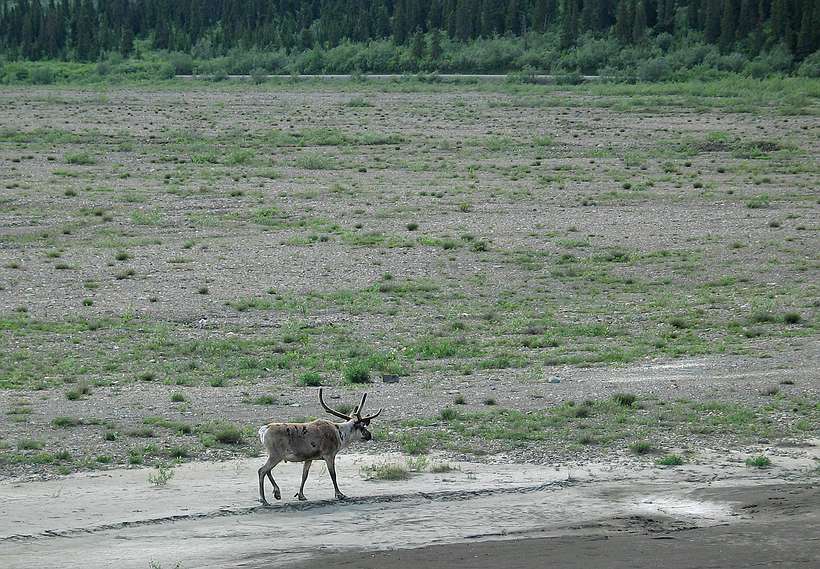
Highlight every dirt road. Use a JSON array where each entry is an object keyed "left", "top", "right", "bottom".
[
  {"left": 297, "top": 489, "right": 820, "bottom": 569},
  {"left": 2, "top": 449, "right": 818, "bottom": 569}
]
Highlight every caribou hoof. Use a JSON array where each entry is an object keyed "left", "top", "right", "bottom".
[
  {"left": 273, "top": 490, "right": 281, "bottom": 500},
  {"left": 335, "top": 493, "right": 347, "bottom": 500},
  {"left": 295, "top": 493, "right": 307, "bottom": 501}
]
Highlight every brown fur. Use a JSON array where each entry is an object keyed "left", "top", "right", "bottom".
[
  {"left": 257, "top": 390, "right": 381, "bottom": 504},
  {"left": 261, "top": 420, "right": 341, "bottom": 462}
]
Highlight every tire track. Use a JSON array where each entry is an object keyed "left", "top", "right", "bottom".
[{"left": 2, "top": 477, "right": 587, "bottom": 543}]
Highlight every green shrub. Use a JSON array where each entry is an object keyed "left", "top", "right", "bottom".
[
  {"left": 398, "top": 433, "right": 430, "bottom": 455},
  {"left": 18, "top": 439, "right": 45, "bottom": 450},
  {"left": 783, "top": 312, "right": 801, "bottom": 324},
  {"left": 52, "top": 416, "right": 81, "bottom": 428},
  {"left": 250, "top": 67, "right": 268, "bottom": 84},
  {"left": 745, "top": 455, "right": 771, "bottom": 468},
  {"left": 656, "top": 454, "right": 684, "bottom": 466},
  {"left": 168, "top": 52, "right": 194, "bottom": 75},
  {"left": 637, "top": 57, "right": 671, "bottom": 82},
  {"left": 343, "top": 360, "right": 371, "bottom": 384},
  {"left": 361, "top": 462, "right": 410, "bottom": 481},
  {"left": 298, "top": 371, "right": 323, "bottom": 386},
  {"left": 31, "top": 66, "right": 56, "bottom": 85},
  {"left": 440, "top": 408, "right": 459, "bottom": 421},
  {"left": 613, "top": 392, "right": 637, "bottom": 407},
  {"left": 629, "top": 440, "right": 653, "bottom": 455}
]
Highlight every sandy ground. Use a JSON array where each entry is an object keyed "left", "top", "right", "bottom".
[{"left": 2, "top": 447, "right": 818, "bottom": 569}]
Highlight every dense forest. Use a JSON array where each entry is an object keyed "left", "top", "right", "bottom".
[{"left": 1, "top": 1, "right": 819, "bottom": 78}]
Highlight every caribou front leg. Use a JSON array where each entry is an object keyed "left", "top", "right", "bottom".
[
  {"left": 326, "top": 455, "right": 346, "bottom": 500},
  {"left": 295, "top": 460, "right": 312, "bottom": 501}
]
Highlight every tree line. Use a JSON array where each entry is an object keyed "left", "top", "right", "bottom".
[{"left": 1, "top": 0, "right": 817, "bottom": 64}]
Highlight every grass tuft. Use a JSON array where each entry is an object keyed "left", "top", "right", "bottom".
[
  {"left": 745, "top": 455, "right": 771, "bottom": 468},
  {"left": 656, "top": 454, "right": 684, "bottom": 466}
]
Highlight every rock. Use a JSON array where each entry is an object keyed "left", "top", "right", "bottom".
[
  {"left": 548, "top": 376, "right": 561, "bottom": 384},
  {"left": 382, "top": 374, "right": 400, "bottom": 384}
]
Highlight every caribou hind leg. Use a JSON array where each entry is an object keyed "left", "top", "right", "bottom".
[
  {"left": 295, "top": 459, "right": 313, "bottom": 501},
  {"left": 258, "top": 455, "right": 282, "bottom": 504}
]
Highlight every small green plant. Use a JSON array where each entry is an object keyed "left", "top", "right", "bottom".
[
  {"left": 66, "top": 381, "right": 91, "bottom": 400},
  {"left": 167, "top": 445, "right": 189, "bottom": 459},
  {"left": 201, "top": 422, "right": 243, "bottom": 445},
  {"left": 656, "top": 454, "right": 684, "bottom": 466},
  {"left": 127, "top": 427, "right": 155, "bottom": 438},
  {"left": 343, "top": 360, "right": 371, "bottom": 384},
  {"left": 252, "top": 395, "right": 276, "bottom": 405},
  {"left": 18, "top": 438, "right": 45, "bottom": 450},
  {"left": 138, "top": 371, "right": 156, "bottom": 382},
  {"left": 745, "top": 455, "right": 771, "bottom": 468},
  {"left": 406, "top": 456, "right": 429, "bottom": 472},
  {"left": 483, "top": 398, "right": 496, "bottom": 406},
  {"left": 630, "top": 440, "right": 653, "bottom": 455},
  {"left": 170, "top": 392, "right": 186, "bottom": 402},
  {"left": 54, "top": 449, "right": 71, "bottom": 461},
  {"left": 52, "top": 416, "right": 81, "bottom": 428},
  {"left": 453, "top": 395, "right": 466, "bottom": 405},
  {"left": 148, "top": 463, "right": 175, "bottom": 486},
  {"left": 570, "top": 428, "right": 593, "bottom": 444},
  {"left": 440, "top": 408, "right": 459, "bottom": 421},
  {"left": 65, "top": 152, "right": 96, "bottom": 165},
  {"left": 783, "top": 312, "right": 801, "bottom": 324},
  {"left": 398, "top": 433, "right": 430, "bottom": 455},
  {"left": 298, "top": 371, "right": 323, "bottom": 386},
  {"left": 431, "top": 463, "right": 458, "bottom": 473},
  {"left": 613, "top": 392, "right": 637, "bottom": 407},
  {"left": 406, "top": 222, "right": 419, "bottom": 231},
  {"left": 746, "top": 194, "right": 770, "bottom": 209},
  {"left": 361, "top": 462, "right": 410, "bottom": 481}
]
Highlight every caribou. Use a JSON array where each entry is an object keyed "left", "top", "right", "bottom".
[{"left": 257, "top": 388, "right": 382, "bottom": 504}]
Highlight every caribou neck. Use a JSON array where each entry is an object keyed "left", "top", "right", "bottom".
[{"left": 336, "top": 419, "right": 357, "bottom": 449}]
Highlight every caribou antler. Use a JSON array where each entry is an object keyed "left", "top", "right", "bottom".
[
  {"left": 318, "top": 388, "right": 352, "bottom": 420},
  {"left": 360, "top": 408, "right": 383, "bottom": 422},
  {"left": 353, "top": 392, "right": 368, "bottom": 419}
]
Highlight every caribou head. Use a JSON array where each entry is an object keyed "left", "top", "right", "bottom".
[{"left": 319, "top": 388, "right": 383, "bottom": 442}]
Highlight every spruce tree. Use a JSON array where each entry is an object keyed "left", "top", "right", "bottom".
[
  {"left": 393, "top": 0, "right": 408, "bottom": 44},
  {"left": 615, "top": 0, "right": 632, "bottom": 43},
  {"left": 737, "top": 0, "right": 756, "bottom": 37},
  {"left": 632, "top": 0, "right": 647, "bottom": 43},
  {"left": 411, "top": 29, "right": 424, "bottom": 60},
  {"left": 506, "top": 0, "right": 522, "bottom": 35},
  {"left": 719, "top": 0, "right": 738, "bottom": 52},
  {"left": 687, "top": 0, "right": 700, "bottom": 32},
  {"left": 656, "top": 0, "right": 674, "bottom": 33},
  {"left": 429, "top": 28, "right": 443, "bottom": 61},
  {"left": 704, "top": 0, "right": 722, "bottom": 43},
  {"left": 119, "top": 27, "right": 133, "bottom": 58},
  {"left": 795, "top": 0, "right": 814, "bottom": 58},
  {"left": 559, "top": 0, "right": 580, "bottom": 48},
  {"left": 533, "top": 0, "right": 550, "bottom": 31}
]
